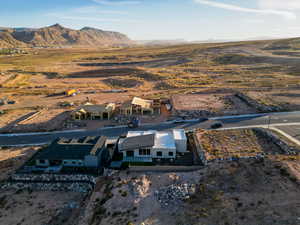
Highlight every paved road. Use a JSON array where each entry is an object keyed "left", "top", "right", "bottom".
[
  {"left": 1, "top": 111, "right": 300, "bottom": 146},
  {"left": 273, "top": 125, "right": 300, "bottom": 142}
]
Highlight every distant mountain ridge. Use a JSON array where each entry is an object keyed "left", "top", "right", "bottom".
[{"left": 0, "top": 24, "right": 132, "bottom": 48}]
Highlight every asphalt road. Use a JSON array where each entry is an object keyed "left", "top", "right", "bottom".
[
  {"left": 274, "top": 125, "right": 300, "bottom": 142},
  {"left": 1, "top": 111, "right": 300, "bottom": 146}
]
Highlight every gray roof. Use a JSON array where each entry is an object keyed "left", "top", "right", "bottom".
[
  {"left": 35, "top": 136, "right": 107, "bottom": 161},
  {"left": 119, "top": 134, "right": 155, "bottom": 151}
]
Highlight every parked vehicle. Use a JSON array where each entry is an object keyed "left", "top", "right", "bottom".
[
  {"left": 211, "top": 122, "right": 223, "bottom": 129},
  {"left": 127, "top": 117, "right": 140, "bottom": 128}
]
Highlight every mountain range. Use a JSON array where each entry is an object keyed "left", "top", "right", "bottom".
[{"left": 0, "top": 24, "right": 132, "bottom": 48}]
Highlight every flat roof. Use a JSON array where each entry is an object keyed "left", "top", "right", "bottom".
[
  {"left": 127, "top": 130, "right": 156, "bottom": 137},
  {"left": 154, "top": 132, "right": 176, "bottom": 150},
  {"left": 172, "top": 129, "right": 187, "bottom": 140},
  {"left": 34, "top": 136, "right": 106, "bottom": 160},
  {"left": 119, "top": 134, "right": 155, "bottom": 151},
  {"left": 126, "top": 130, "right": 176, "bottom": 150}
]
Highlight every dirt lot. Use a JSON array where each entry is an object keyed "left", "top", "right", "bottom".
[
  {"left": 247, "top": 90, "right": 300, "bottom": 111},
  {"left": 171, "top": 93, "right": 257, "bottom": 116},
  {"left": 0, "top": 109, "right": 71, "bottom": 133},
  {"left": 1, "top": 40, "right": 300, "bottom": 132},
  {"left": 79, "top": 157, "right": 300, "bottom": 225},
  {"left": 0, "top": 190, "right": 84, "bottom": 225},
  {"left": 195, "top": 129, "right": 282, "bottom": 161},
  {"left": 0, "top": 147, "right": 38, "bottom": 181},
  {"left": 0, "top": 146, "right": 86, "bottom": 225}
]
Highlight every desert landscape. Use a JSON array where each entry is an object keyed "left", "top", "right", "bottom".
[
  {"left": 1, "top": 1, "right": 300, "bottom": 224},
  {"left": 1, "top": 35, "right": 300, "bottom": 132}
]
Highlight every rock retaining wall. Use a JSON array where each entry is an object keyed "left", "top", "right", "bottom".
[
  {"left": 253, "top": 128, "right": 299, "bottom": 155},
  {"left": 173, "top": 109, "right": 213, "bottom": 119},
  {"left": 0, "top": 174, "right": 97, "bottom": 193},
  {"left": 10, "top": 174, "right": 97, "bottom": 184},
  {"left": 235, "top": 92, "right": 282, "bottom": 112},
  {"left": 0, "top": 182, "right": 93, "bottom": 193}
]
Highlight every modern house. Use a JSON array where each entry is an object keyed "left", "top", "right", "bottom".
[
  {"left": 72, "top": 103, "right": 116, "bottom": 120},
  {"left": 118, "top": 129, "right": 187, "bottom": 162},
  {"left": 29, "top": 136, "right": 112, "bottom": 173}
]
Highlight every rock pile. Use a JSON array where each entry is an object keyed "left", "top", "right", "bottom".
[
  {"left": 11, "top": 174, "right": 96, "bottom": 184},
  {"left": 174, "top": 110, "right": 212, "bottom": 119},
  {"left": 205, "top": 153, "right": 265, "bottom": 165},
  {"left": 155, "top": 183, "right": 196, "bottom": 207},
  {"left": 0, "top": 182, "right": 93, "bottom": 193}
]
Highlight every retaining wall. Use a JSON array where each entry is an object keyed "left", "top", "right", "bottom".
[
  {"left": 128, "top": 165, "right": 203, "bottom": 172},
  {"left": 253, "top": 128, "right": 299, "bottom": 155},
  {"left": 0, "top": 173, "right": 98, "bottom": 193},
  {"left": 235, "top": 92, "right": 282, "bottom": 112}
]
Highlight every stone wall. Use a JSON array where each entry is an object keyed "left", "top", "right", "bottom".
[
  {"left": 10, "top": 174, "right": 97, "bottom": 184},
  {"left": 0, "top": 182, "right": 93, "bottom": 193},
  {"left": 235, "top": 92, "right": 282, "bottom": 113},
  {"left": 0, "top": 174, "right": 98, "bottom": 193},
  {"left": 253, "top": 128, "right": 299, "bottom": 155}
]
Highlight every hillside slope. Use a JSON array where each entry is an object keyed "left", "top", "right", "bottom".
[
  {"left": 0, "top": 24, "right": 132, "bottom": 48},
  {"left": 0, "top": 31, "right": 27, "bottom": 48}
]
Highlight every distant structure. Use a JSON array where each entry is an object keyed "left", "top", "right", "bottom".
[
  {"left": 118, "top": 129, "right": 187, "bottom": 163},
  {"left": 65, "top": 89, "right": 78, "bottom": 97}
]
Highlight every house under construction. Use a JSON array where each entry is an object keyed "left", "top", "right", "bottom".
[
  {"left": 72, "top": 103, "right": 116, "bottom": 120},
  {"left": 119, "top": 97, "right": 161, "bottom": 116}
]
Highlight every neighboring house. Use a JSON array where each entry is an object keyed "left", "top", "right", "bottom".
[
  {"left": 118, "top": 129, "right": 187, "bottom": 162},
  {"left": 31, "top": 136, "right": 111, "bottom": 172},
  {"left": 119, "top": 100, "right": 133, "bottom": 116},
  {"left": 72, "top": 103, "right": 116, "bottom": 120},
  {"left": 131, "top": 97, "right": 154, "bottom": 115},
  {"left": 119, "top": 97, "right": 161, "bottom": 116}
]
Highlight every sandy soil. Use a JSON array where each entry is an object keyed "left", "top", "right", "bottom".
[
  {"left": 171, "top": 93, "right": 257, "bottom": 116},
  {"left": 195, "top": 129, "right": 283, "bottom": 161},
  {"left": 79, "top": 157, "right": 300, "bottom": 225},
  {"left": 0, "top": 190, "right": 84, "bottom": 225},
  {"left": 0, "top": 109, "right": 33, "bottom": 128},
  {"left": 0, "top": 147, "right": 39, "bottom": 181},
  {"left": 247, "top": 90, "right": 300, "bottom": 111},
  {"left": 78, "top": 171, "right": 202, "bottom": 225}
]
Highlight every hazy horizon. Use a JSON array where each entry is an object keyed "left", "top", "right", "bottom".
[{"left": 2, "top": 0, "right": 300, "bottom": 41}]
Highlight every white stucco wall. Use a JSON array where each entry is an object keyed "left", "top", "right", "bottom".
[
  {"left": 152, "top": 148, "right": 176, "bottom": 159},
  {"left": 123, "top": 147, "right": 176, "bottom": 159}
]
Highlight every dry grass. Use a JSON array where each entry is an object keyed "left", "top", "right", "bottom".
[{"left": 196, "top": 129, "right": 275, "bottom": 161}]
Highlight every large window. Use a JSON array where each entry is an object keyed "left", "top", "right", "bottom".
[
  {"left": 139, "top": 149, "right": 151, "bottom": 156},
  {"left": 169, "top": 152, "right": 174, "bottom": 157},
  {"left": 156, "top": 151, "right": 162, "bottom": 157}
]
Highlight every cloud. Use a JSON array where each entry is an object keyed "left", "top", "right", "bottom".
[
  {"left": 194, "top": 0, "right": 296, "bottom": 19},
  {"left": 91, "top": 0, "right": 140, "bottom": 5},
  {"left": 258, "top": 0, "right": 300, "bottom": 10}
]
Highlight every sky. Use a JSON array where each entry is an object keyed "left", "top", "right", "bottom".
[{"left": 1, "top": 0, "right": 300, "bottom": 41}]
